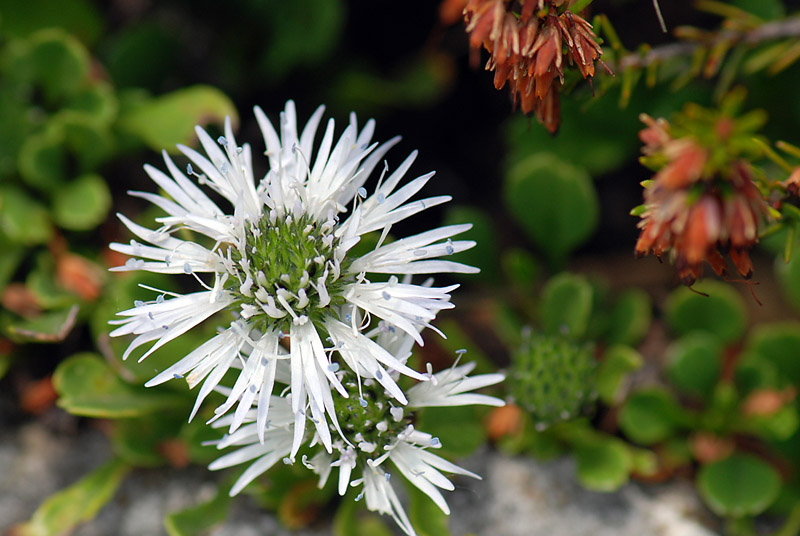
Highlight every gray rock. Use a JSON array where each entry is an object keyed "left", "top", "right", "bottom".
[{"left": 0, "top": 421, "right": 719, "bottom": 536}]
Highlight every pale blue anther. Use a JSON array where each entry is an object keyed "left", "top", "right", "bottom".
[
  {"left": 430, "top": 437, "right": 441, "bottom": 447},
  {"left": 217, "top": 136, "right": 228, "bottom": 146},
  {"left": 359, "top": 398, "right": 368, "bottom": 408}
]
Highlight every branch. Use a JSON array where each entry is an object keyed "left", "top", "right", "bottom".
[{"left": 615, "top": 16, "right": 800, "bottom": 71}]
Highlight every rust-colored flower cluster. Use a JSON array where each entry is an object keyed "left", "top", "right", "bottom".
[
  {"left": 461, "top": 0, "right": 606, "bottom": 133},
  {"left": 634, "top": 114, "right": 771, "bottom": 285}
]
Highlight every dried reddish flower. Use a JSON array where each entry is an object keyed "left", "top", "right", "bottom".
[
  {"left": 461, "top": 0, "right": 607, "bottom": 133},
  {"left": 634, "top": 113, "right": 770, "bottom": 285}
]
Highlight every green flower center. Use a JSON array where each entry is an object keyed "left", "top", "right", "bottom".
[
  {"left": 333, "top": 372, "right": 408, "bottom": 458},
  {"left": 228, "top": 213, "right": 353, "bottom": 332}
]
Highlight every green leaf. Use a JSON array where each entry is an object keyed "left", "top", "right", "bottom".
[
  {"left": 6, "top": 305, "right": 79, "bottom": 344},
  {"left": 406, "top": 478, "right": 452, "bottom": 536},
  {"left": 53, "top": 353, "right": 185, "bottom": 418},
  {"left": 595, "top": 345, "right": 643, "bottom": 405},
  {"left": 52, "top": 174, "right": 112, "bottom": 231},
  {"left": 730, "top": 0, "right": 785, "bottom": 19},
  {"left": 26, "top": 252, "right": 78, "bottom": 310},
  {"left": 619, "top": 388, "right": 685, "bottom": 445},
  {"left": 604, "top": 289, "right": 652, "bottom": 346},
  {"left": 442, "top": 205, "right": 498, "bottom": 282},
  {"left": 539, "top": 272, "right": 593, "bottom": 338},
  {"left": 111, "top": 414, "right": 186, "bottom": 467},
  {"left": 666, "top": 333, "right": 722, "bottom": 399},
  {"left": 165, "top": 486, "right": 231, "bottom": 536},
  {"left": 20, "top": 30, "right": 91, "bottom": 103},
  {"left": 17, "top": 130, "right": 67, "bottom": 191},
  {"left": 119, "top": 86, "right": 237, "bottom": 152},
  {"left": 745, "top": 323, "right": 800, "bottom": 386},
  {"left": 504, "top": 154, "right": 598, "bottom": 264},
  {"left": 414, "top": 405, "right": 486, "bottom": 458},
  {"left": 697, "top": 454, "right": 781, "bottom": 517},
  {"left": 664, "top": 280, "right": 747, "bottom": 343},
  {"left": 0, "top": 235, "right": 25, "bottom": 292},
  {"left": 574, "top": 438, "right": 631, "bottom": 492},
  {"left": 0, "top": 186, "right": 53, "bottom": 245},
  {"left": 14, "top": 459, "right": 129, "bottom": 536}
]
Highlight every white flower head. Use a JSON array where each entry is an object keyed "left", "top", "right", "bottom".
[
  {"left": 212, "top": 358, "right": 504, "bottom": 535},
  {"left": 109, "top": 101, "right": 478, "bottom": 457}
]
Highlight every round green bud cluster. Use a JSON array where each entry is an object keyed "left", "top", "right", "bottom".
[
  {"left": 227, "top": 213, "right": 353, "bottom": 332},
  {"left": 332, "top": 372, "right": 409, "bottom": 458},
  {"left": 510, "top": 332, "right": 597, "bottom": 429}
]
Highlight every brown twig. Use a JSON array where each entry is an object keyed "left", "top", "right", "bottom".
[{"left": 616, "top": 16, "right": 800, "bottom": 71}]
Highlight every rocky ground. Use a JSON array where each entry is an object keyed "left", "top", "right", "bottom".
[{"left": 1, "top": 416, "right": 720, "bottom": 536}]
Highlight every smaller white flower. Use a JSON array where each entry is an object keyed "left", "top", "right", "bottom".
[{"left": 210, "top": 355, "right": 504, "bottom": 535}]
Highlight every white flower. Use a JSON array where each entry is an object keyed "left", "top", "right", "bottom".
[
  {"left": 110, "top": 101, "right": 478, "bottom": 457},
  {"left": 211, "top": 358, "right": 505, "bottom": 535}
]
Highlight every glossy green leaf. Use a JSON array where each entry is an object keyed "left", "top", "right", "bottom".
[
  {"left": 119, "top": 85, "right": 237, "bottom": 152},
  {"left": 17, "top": 131, "right": 67, "bottom": 191},
  {"left": 111, "top": 414, "right": 187, "bottom": 467},
  {"left": 14, "top": 459, "right": 129, "bottom": 536},
  {"left": 0, "top": 235, "right": 25, "bottom": 292},
  {"left": 595, "top": 345, "right": 643, "bottom": 405},
  {"left": 415, "top": 405, "right": 486, "bottom": 458},
  {"left": 741, "top": 406, "right": 800, "bottom": 441},
  {"left": 165, "top": 487, "right": 231, "bottom": 536},
  {"left": 697, "top": 454, "right": 781, "bottom": 517},
  {"left": 619, "top": 388, "right": 685, "bottom": 445},
  {"left": 666, "top": 333, "right": 722, "bottom": 398},
  {"left": 0, "top": 186, "right": 53, "bottom": 245},
  {"left": 539, "top": 272, "right": 593, "bottom": 338},
  {"left": 745, "top": 323, "right": 800, "bottom": 386},
  {"left": 406, "top": 479, "right": 452, "bottom": 536},
  {"left": 505, "top": 154, "right": 598, "bottom": 264},
  {"left": 53, "top": 353, "right": 185, "bottom": 418},
  {"left": 665, "top": 280, "right": 747, "bottom": 343},
  {"left": 59, "top": 113, "right": 115, "bottom": 170},
  {"left": 6, "top": 305, "right": 79, "bottom": 344},
  {"left": 605, "top": 289, "right": 652, "bottom": 346},
  {"left": 53, "top": 174, "right": 112, "bottom": 231},
  {"left": 26, "top": 253, "right": 78, "bottom": 310},
  {"left": 20, "top": 30, "right": 91, "bottom": 103},
  {"left": 442, "top": 205, "right": 498, "bottom": 281},
  {"left": 574, "top": 439, "right": 630, "bottom": 492},
  {"left": 66, "top": 82, "right": 119, "bottom": 124}
]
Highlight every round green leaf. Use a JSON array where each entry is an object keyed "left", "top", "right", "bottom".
[
  {"left": 666, "top": 333, "right": 722, "bottom": 398},
  {"left": 605, "top": 289, "right": 652, "bottom": 346},
  {"left": 574, "top": 439, "right": 631, "bottom": 492},
  {"left": 697, "top": 454, "right": 781, "bottom": 517},
  {"left": 665, "top": 280, "right": 747, "bottom": 343},
  {"left": 0, "top": 186, "right": 53, "bottom": 245},
  {"left": 119, "top": 85, "right": 237, "bottom": 152},
  {"left": 540, "top": 272, "right": 593, "bottom": 338},
  {"left": 745, "top": 323, "right": 800, "bottom": 386},
  {"left": 25, "top": 29, "right": 91, "bottom": 102},
  {"left": 53, "top": 174, "right": 112, "bottom": 230},
  {"left": 17, "top": 130, "right": 67, "bottom": 191},
  {"left": 595, "top": 345, "right": 643, "bottom": 405},
  {"left": 501, "top": 247, "right": 540, "bottom": 293},
  {"left": 53, "top": 353, "right": 185, "bottom": 418},
  {"left": 619, "top": 388, "right": 684, "bottom": 445},
  {"left": 504, "top": 154, "right": 598, "bottom": 264}
]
